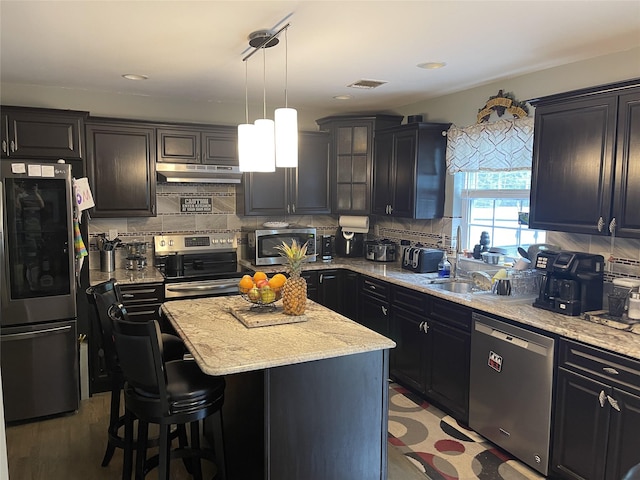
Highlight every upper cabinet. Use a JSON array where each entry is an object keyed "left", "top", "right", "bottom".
[
  {"left": 316, "top": 115, "right": 403, "bottom": 215},
  {"left": 1, "top": 106, "right": 87, "bottom": 160},
  {"left": 529, "top": 79, "right": 640, "bottom": 237},
  {"left": 156, "top": 125, "right": 238, "bottom": 165},
  {"left": 85, "top": 120, "right": 156, "bottom": 217},
  {"left": 236, "top": 131, "right": 330, "bottom": 216},
  {"left": 372, "top": 122, "right": 449, "bottom": 219}
]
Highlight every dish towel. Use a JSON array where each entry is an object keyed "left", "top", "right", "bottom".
[{"left": 74, "top": 218, "right": 88, "bottom": 277}]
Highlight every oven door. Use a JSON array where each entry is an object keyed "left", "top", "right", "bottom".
[
  {"left": 255, "top": 232, "right": 316, "bottom": 266},
  {"left": 164, "top": 278, "right": 241, "bottom": 300}
]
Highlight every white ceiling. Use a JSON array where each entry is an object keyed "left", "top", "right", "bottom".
[{"left": 1, "top": 1, "right": 640, "bottom": 115}]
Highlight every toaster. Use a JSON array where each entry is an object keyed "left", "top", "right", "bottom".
[{"left": 402, "top": 247, "right": 444, "bottom": 273}]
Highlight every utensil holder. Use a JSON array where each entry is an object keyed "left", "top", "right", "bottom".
[{"left": 100, "top": 250, "right": 116, "bottom": 272}]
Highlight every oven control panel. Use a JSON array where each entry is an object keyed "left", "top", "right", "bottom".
[{"left": 154, "top": 234, "right": 237, "bottom": 255}]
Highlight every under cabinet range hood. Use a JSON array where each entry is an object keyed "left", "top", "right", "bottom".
[{"left": 156, "top": 163, "right": 242, "bottom": 184}]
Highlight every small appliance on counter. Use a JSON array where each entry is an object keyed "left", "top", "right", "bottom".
[
  {"left": 125, "top": 241, "right": 148, "bottom": 270},
  {"left": 334, "top": 227, "right": 365, "bottom": 257},
  {"left": 365, "top": 239, "right": 397, "bottom": 262},
  {"left": 402, "top": 246, "right": 444, "bottom": 273},
  {"left": 320, "top": 235, "right": 334, "bottom": 262},
  {"left": 532, "top": 250, "right": 604, "bottom": 316}
]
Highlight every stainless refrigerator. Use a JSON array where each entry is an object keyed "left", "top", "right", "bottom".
[{"left": 1, "top": 161, "right": 79, "bottom": 422}]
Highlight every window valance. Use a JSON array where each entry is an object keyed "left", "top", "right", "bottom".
[{"left": 445, "top": 117, "right": 534, "bottom": 174}]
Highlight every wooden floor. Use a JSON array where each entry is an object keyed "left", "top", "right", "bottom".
[{"left": 5, "top": 392, "right": 428, "bottom": 480}]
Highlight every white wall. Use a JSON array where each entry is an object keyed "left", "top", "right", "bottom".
[{"left": 396, "top": 47, "right": 640, "bottom": 127}]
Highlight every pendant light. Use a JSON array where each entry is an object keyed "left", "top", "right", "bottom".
[
  {"left": 253, "top": 47, "right": 276, "bottom": 172},
  {"left": 275, "top": 28, "right": 298, "bottom": 168},
  {"left": 238, "top": 23, "right": 295, "bottom": 172}
]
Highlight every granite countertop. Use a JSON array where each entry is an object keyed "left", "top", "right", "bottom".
[
  {"left": 161, "top": 296, "right": 396, "bottom": 376},
  {"left": 240, "top": 258, "right": 640, "bottom": 361}
]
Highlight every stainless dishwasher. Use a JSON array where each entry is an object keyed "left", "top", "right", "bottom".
[{"left": 469, "top": 312, "right": 554, "bottom": 476}]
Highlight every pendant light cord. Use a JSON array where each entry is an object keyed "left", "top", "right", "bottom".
[
  {"left": 284, "top": 28, "right": 289, "bottom": 108},
  {"left": 262, "top": 47, "right": 267, "bottom": 118},
  {"left": 244, "top": 61, "right": 249, "bottom": 123}
]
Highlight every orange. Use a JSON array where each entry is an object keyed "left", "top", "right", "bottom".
[
  {"left": 268, "top": 273, "right": 287, "bottom": 291},
  {"left": 253, "top": 271, "right": 268, "bottom": 283},
  {"left": 238, "top": 275, "right": 254, "bottom": 293}
]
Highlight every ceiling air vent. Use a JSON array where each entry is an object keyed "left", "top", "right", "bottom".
[{"left": 347, "top": 79, "right": 387, "bottom": 90}]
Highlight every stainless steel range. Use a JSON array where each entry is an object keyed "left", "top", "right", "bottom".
[{"left": 154, "top": 233, "right": 249, "bottom": 300}]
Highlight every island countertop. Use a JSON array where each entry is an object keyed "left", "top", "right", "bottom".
[{"left": 161, "top": 295, "right": 396, "bottom": 376}]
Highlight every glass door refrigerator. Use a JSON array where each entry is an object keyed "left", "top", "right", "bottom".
[{"left": 1, "top": 161, "right": 79, "bottom": 422}]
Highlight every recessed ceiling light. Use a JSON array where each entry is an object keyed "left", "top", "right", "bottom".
[
  {"left": 333, "top": 95, "right": 353, "bottom": 100},
  {"left": 122, "top": 74, "right": 149, "bottom": 81},
  {"left": 417, "top": 62, "right": 446, "bottom": 70}
]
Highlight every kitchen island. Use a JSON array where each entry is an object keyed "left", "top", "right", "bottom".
[{"left": 161, "top": 296, "right": 396, "bottom": 480}]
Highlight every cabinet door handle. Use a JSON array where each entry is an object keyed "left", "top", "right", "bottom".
[
  {"left": 599, "top": 390, "right": 607, "bottom": 407},
  {"left": 607, "top": 395, "right": 621, "bottom": 412},
  {"left": 292, "top": 204, "right": 296, "bottom": 213},
  {"left": 603, "top": 367, "right": 619, "bottom": 375},
  {"left": 597, "top": 217, "right": 605, "bottom": 232},
  {"left": 287, "top": 204, "right": 290, "bottom": 214},
  {"left": 423, "top": 321, "right": 429, "bottom": 333},
  {"left": 381, "top": 306, "right": 388, "bottom": 316},
  {"left": 10, "top": 140, "right": 16, "bottom": 152},
  {"left": 1, "top": 140, "right": 6, "bottom": 153},
  {"left": 419, "top": 321, "right": 424, "bottom": 331},
  {"left": 609, "top": 217, "right": 616, "bottom": 234},
  {"left": 319, "top": 274, "right": 323, "bottom": 283},
  {"left": 388, "top": 205, "right": 393, "bottom": 214}
]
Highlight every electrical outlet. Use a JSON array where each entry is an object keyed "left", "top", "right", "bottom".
[{"left": 108, "top": 229, "right": 118, "bottom": 241}]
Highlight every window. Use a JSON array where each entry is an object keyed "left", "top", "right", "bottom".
[{"left": 461, "top": 170, "right": 546, "bottom": 255}]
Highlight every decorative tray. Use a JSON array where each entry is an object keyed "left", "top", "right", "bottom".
[{"left": 228, "top": 304, "right": 308, "bottom": 328}]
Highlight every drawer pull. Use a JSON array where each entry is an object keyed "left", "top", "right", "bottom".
[
  {"left": 607, "top": 395, "right": 621, "bottom": 412},
  {"left": 599, "top": 390, "right": 607, "bottom": 407},
  {"left": 122, "top": 293, "right": 135, "bottom": 298},
  {"left": 381, "top": 306, "right": 388, "bottom": 316},
  {"left": 602, "top": 367, "right": 619, "bottom": 375}
]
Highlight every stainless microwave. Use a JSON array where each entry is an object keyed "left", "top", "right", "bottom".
[{"left": 247, "top": 228, "right": 317, "bottom": 266}]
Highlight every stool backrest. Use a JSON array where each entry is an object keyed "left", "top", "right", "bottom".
[
  {"left": 109, "top": 304, "right": 170, "bottom": 412},
  {"left": 86, "top": 279, "right": 123, "bottom": 371}
]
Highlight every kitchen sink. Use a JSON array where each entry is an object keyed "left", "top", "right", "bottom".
[{"left": 431, "top": 281, "right": 481, "bottom": 294}]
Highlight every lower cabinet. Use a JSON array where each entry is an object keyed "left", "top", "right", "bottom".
[
  {"left": 425, "top": 297, "right": 471, "bottom": 423},
  {"left": 358, "top": 275, "right": 391, "bottom": 337},
  {"left": 119, "top": 282, "right": 164, "bottom": 322},
  {"left": 389, "top": 286, "right": 429, "bottom": 394},
  {"left": 551, "top": 339, "right": 640, "bottom": 480}
]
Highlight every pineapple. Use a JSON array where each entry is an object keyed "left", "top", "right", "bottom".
[{"left": 276, "top": 239, "right": 310, "bottom": 315}]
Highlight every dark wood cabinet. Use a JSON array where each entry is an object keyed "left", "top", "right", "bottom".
[
  {"left": 389, "top": 286, "right": 429, "bottom": 394},
  {"left": 316, "top": 115, "right": 402, "bottom": 215},
  {"left": 358, "top": 275, "right": 391, "bottom": 337},
  {"left": 317, "top": 269, "right": 342, "bottom": 314},
  {"left": 118, "top": 282, "right": 164, "bottom": 322},
  {"left": 301, "top": 270, "right": 318, "bottom": 302},
  {"left": 156, "top": 125, "right": 238, "bottom": 165},
  {"left": 372, "top": 122, "right": 449, "bottom": 219},
  {"left": 424, "top": 298, "right": 471, "bottom": 422},
  {"left": 236, "top": 131, "right": 330, "bottom": 216},
  {"left": 1, "top": 106, "right": 86, "bottom": 159},
  {"left": 551, "top": 338, "right": 640, "bottom": 480},
  {"left": 85, "top": 120, "right": 156, "bottom": 217},
  {"left": 341, "top": 270, "right": 359, "bottom": 320},
  {"left": 529, "top": 79, "right": 640, "bottom": 237}
]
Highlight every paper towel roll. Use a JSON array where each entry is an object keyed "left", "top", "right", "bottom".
[{"left": 338, "top": 215, "right": 369, "bottom": 234}]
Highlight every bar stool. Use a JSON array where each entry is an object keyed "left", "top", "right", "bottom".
[
  {"left": 86, "top": 279, "right": 187, "bottom": 469},
  {"left": 109, "top": 303, "right": 227, "bottom": 480}
]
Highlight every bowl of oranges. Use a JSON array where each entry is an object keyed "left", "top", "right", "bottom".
[{"left": 238, "top": 271, "right": 286, "bottom": 310}]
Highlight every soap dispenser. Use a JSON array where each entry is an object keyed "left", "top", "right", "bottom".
[{"left": 438, "top": 251, "right": 451, "bottom": 278}]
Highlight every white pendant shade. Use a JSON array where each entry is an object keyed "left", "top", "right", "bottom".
[
  {"left": 238, "top": 123, "right": 258, "bottom": 172},
  {"left": 275, "top": 107, "right": 298, "bottom": 168},
  {"left": 253, "top": 118, "right": 276, "bottom": 172}
]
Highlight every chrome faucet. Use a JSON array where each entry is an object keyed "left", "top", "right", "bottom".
[{"left": 453, "top": 225, "right": 462, "bottom": 279}]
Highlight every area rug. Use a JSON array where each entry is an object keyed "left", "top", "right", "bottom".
[{"left": 388, "top": 383, "right": 544, "bottom": 480}]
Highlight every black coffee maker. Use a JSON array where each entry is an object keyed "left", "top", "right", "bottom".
[
  {"left": 533, "top": 250, "right": 605, "bottom": 316},
  {"left": 334, "top": 227, "right": 364, "bottom": 257}
]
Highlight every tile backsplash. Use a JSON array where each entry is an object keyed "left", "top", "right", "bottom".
[{"left": 87, "top": 183, "right": 640, "bottom": 282}]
